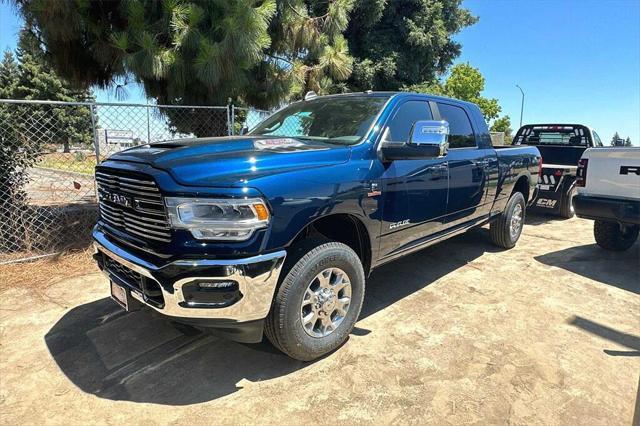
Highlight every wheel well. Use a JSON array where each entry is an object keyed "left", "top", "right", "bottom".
[
  {"left": 292, "top": 214, "right": 372, "bottom": 275},
  {"left": 512, "top": 175, "right": 530, "bottom": 201}
]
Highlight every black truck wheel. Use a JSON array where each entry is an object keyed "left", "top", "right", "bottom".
[
  {"left": 559, "top": 186, "right": 576, "bottom": 218},
  {"left": 264, "top": 240, "right": 365, "bottom": 361},
  {"left": 593, "top": 220, "right": 639, "bottom": 251},
  {"left": 490, "top": 192, "right": 526, "bottom": 249}
]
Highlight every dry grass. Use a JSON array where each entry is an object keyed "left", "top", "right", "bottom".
[
  {"left": 37, "top": 152, "right": 98, "bottom": 175},
  {"left": 0, "top": 249, "right": 97, "bottom": 294}
]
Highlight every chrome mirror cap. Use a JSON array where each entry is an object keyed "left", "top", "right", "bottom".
[{"left": 409, "top": 120, "right": 449, "bottom": 156}]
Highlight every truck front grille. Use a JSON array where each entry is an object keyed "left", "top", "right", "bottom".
[{"left": 96, "top": 168, "right": 172, "bottom": 243}]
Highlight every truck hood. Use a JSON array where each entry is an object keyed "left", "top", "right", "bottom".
[{"left": 107, "top": 136, "right": 352, "bottom": 187}]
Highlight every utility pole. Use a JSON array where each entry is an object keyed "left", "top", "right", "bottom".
[{"left": 516, "top": 84, "right": 525, "bottom": 128}]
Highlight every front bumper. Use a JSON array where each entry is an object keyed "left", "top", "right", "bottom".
[
  {"left": 93, "top": 226, "right": 286, "bottom": 330},
  {"left": 574, "top": 194, "right": 640, "bottom": 225}
]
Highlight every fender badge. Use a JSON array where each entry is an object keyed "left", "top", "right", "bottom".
[{"left": 389, "top": 219, "right": 410, "bottom": 230}]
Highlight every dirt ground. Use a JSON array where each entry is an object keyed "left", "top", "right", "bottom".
[
  {"left": 1, "top": 215, "right": 638, "bottom": 425},
  {"left": 25, "top": 167, "right": 96, "bottom": 206}
]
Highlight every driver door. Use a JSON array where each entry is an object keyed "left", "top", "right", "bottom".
[{"left": 377, "top": 100, "right": 449, "bottom": 259}]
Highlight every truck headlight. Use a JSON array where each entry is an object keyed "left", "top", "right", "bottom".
[{"left": 165, "top": 197, "right": 270, "bottom": 241}]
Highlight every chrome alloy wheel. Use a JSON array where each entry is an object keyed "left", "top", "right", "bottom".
[
  {"left": 300, "top": 267, "right": 352, "bottom": 338},
  {"left": 510, "top": 203, "right": 523, "bottom": 240}
]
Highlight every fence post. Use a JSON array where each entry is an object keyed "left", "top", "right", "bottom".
[
  {"left": 90, "top": 104, "right": 100, "bottom": 164},
  {"left": 226, "top": 98, "right": 232, "bottom": 136},
  {"left": 146, "top": 104, "right": 151, "bottom": 143},
  {"left": 231, "top": 104, "right": 236, "bottom": 136}
]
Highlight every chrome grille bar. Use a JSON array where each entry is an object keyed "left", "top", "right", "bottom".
[{"left": 96, "top": 168, "right": 171, "bottom": 243}]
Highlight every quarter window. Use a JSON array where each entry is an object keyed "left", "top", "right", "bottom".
[{"left": 437, "top": 103, "right": 476, "bottom": 148}]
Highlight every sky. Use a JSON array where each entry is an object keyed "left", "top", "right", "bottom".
[
  {"left": 1, "top": 0, "right": 639, "bottom": 143},
  {"left": 453, "top": 0, "right": 640, "bottom": 143}
]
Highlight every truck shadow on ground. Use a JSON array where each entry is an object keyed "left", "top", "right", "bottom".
[
  {"left": 568, "top": 315, "right": 640, "bottom": 357},
  {"left": 44, "top": 228, "right": 498, "bottom": 405},
  {"left": 534, "top": 242, "right": 640, "bottom": 295}
]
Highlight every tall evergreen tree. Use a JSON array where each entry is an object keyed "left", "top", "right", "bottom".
[
  {"left": 13, "top": 29, "right": 94, "bottom": 152},
  {"left": 0, "top": 51, "right": 19, "bottom": 98},
  {"left": 12, "top": 0, "right": 476, "bottom": 135},
  {"left": 13, "top": 0, "right": 357, "bottom": 134},
  {"left": 346, "top": 0, "right": 477, "bottom": 91},
  {"left": 611, "top": 131, "right": 623, "bottom": 146}
]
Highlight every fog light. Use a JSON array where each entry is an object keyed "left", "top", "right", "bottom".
[{"left": 182, "top": 279, "right": 243, "bottom": 308}]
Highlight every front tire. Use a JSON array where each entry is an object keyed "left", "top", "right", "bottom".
[
  {"left": 490, "top": 192, "right": 526, "bottom": 249},
  {"left": 264, "top": 241, "right": 365, "bottom": 361},
  {"left": 593, "top": 220, "right": 639, "bottom": 251}
]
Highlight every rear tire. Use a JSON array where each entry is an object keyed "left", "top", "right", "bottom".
[
  {"left": 490, "top": 192, "right": 526, "bottom": 249},
  {"left": 559, "top": 186, "right": 576, "bottom": 218},
  {"left": 593, "top": 220, "right": 639, "bottom": 251},
  {"left": 264, "top": 240, "right": 365, "bottom": 361}
]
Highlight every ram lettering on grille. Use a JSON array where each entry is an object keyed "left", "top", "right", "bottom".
[{"left": 96, "top": 169, "right": 171, "bottom": 243}]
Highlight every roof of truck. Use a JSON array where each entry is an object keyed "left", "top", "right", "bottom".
[{"left": 303, "top": 91, "right": 480, "bottom": 109}]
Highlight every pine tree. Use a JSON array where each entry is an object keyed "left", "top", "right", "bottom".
[
  {"left": 0, "top": 51, "right": 19, "bottom": 98},
  {"left": 346, "top": 0, "right": 477, "bottom": 91},
  {"left": 13, "top": 0, "right": 476, "bottom": 135},
  {"left": 13, "top": 29, "right": 94, "bottom": 152},
  {"left": 611, "top": 132, "right": 622, "bottom": 146},
  {"left": 13, "top": 0, "right": 357, "bottom": 135}
]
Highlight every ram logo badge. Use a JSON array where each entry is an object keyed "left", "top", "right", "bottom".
[
  {"left": 620, "top": 166, "right": 640, "bottom": 176},
  {"left": 389, "top": 219, "right": 410, "bottom": 229}
]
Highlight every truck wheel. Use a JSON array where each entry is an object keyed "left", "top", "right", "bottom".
[
  {"left": 489, "top": 192, "right": 526, "bottom": 249},
  {"left": 264, "top": 240, "right": 365, "bottom": 361},
  {"left": 593, "top": 220, "right": 639, "bottom": 251},
  {"left": 559, "top": 186, "right": 576, "bottom": 218}
]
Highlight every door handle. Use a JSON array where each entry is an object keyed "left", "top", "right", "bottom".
[{"left": 427, "top": 164, "right": 447, "bottom": 180}]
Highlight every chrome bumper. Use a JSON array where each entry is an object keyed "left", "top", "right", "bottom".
[{"left": 93, "top": 229, "right": 286, "bottom": 323}]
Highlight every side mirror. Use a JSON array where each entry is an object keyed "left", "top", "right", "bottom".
[
  {"left": 239, "top": 126, "right": 249, "bottom": 136},
  {"left": 381, "top": 120, "right": 449, "bottom": 160}
]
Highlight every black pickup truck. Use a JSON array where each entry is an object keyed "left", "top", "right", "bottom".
[
  {"left": 514, "top": 124, "right": 604, "bottom": 217},
  {"left": 93, "top": 92, "right": 541, "bottom": 360}
]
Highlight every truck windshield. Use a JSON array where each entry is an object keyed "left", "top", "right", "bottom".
[
  {"left": 515, "top": 125, "right": 591, "bottom": 146},
  {"left": 249, "top": 95, "right": 390, "bottom": 145}
]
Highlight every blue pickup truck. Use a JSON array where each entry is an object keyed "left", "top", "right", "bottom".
[{"left": 93, "top": 92, "right": 541, "bottom": 360}]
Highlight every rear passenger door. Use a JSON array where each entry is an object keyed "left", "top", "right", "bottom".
[{"left": 436, "top": 102, "right": 492, "bottom": 225}]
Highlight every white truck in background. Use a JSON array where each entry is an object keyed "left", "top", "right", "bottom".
[{"left": 574, "top": 147, "right": 640, "bottom": 251}]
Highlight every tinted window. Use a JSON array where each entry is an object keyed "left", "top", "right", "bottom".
[
  {"left": 437, "top": 103, "right": 476, "bottom": 148},
  {"left": 384, "top": 101, "right": 432, "bottom": 143}
]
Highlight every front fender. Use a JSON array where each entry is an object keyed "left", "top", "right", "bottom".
[{"left": 264, "top": 183, "right": 380, "bottom": 253}]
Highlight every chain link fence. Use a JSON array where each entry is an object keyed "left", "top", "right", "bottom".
[{"left": 0, "top": 99, "right": 270, "bottom": 264}]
